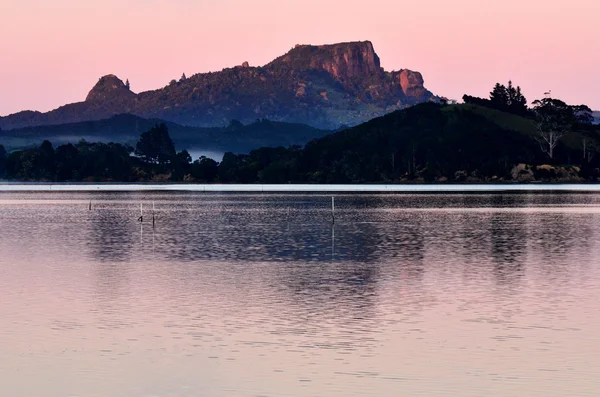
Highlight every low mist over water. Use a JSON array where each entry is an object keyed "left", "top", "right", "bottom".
[{"left": 1, "top": 192, "right": 600, "bottom": 397}]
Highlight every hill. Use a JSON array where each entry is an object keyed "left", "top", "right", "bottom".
[
  {"left": 3, "top": 103, "right": 600, "bottom": 183},
  {"left": 593, "top": 111, "right": 600, "bottom": 124},
  {"left": 0, "top": 41, "right": 436, "bottom": 131},
  {"left": 0, "top": 114, "right": 330, "bottom": 156},
  {"left": 213, "top": 103, "right": 600, "bottom": 183}
]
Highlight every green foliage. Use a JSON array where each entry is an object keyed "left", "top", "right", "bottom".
[{"left": 135, "top": 124, "right": 176, "bottom": 165}]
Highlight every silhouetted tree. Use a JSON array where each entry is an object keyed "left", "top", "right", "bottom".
[
  {"left": 125, "top": 79, "right": 131, "bottom": 90},
  {"left": 171, "top": 150, "right": 192, "bottom": 180},
  {"left": 532, "top": 98, "right": 575, "bottom": 160},
  {"left": 180, "top": 73, "right": 187, "bottom": 82},
  {"left": 0, "top": 144, "right": 6, "bottom": 178},
  {"left": 506, "top": 81, "right": 528, "bottom": 114},
  {"left": 38, "top": 140, "right": 56, "bottom": 180},
  {"left": 490, "top": 83, "right": 509, "bottom": 109},
  {"left": 191, "top": 156, "right": 219, "bottom": 182},
  {"left": 135, "top": 124, "right": 176, "bottom": 166},
  {"left": 572, "top": 104, "right": 594, "bottom": 125},
  {"left": 55, "top": 143, "right": 79, "bottom": 181},
  {"left": 489, "top": 81, "right": 528, "bottom": 115}
]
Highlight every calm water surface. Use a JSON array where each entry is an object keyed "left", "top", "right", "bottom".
[{"left": 1, "top": 192, "right": 600, "bottom": 397}]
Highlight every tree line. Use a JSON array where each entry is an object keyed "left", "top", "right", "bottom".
[{"left": 0, "top": 124, "right": 219, "bottom": 182}]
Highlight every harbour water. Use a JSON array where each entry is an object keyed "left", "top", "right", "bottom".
[{"left": 1, "top": 191, "right": 600, "bottom": 396}]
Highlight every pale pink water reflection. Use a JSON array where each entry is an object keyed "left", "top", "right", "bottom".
[{"left": 1, "top": 192, "right": 600, "bottom": 396}]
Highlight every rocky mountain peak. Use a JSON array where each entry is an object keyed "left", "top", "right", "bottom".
[
  {"left": 85, "top": 75, "right": 135, "bottom": 102},
  {"left": 269, "top": 41, "right": 382, "bottom": 82},
  {"left": 1, "top": 41, "right": 436, "bottom": 131}
]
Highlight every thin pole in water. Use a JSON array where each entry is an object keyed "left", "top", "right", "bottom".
[
  {"left": 331, "top": 196, "right": 335, "bottom": 223},
  {"left": 152, "top": 201, "right": 155, "bottom": 228},
  {"left": 89, "top": 200, "right": 92, "bottom": 211},
  {"left": 138, "top": 203, "right": 143, "bottom": 222}
]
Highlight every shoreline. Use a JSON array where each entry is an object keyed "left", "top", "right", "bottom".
[{"left": 1, "top": 183, "right": 600, "bottom": 192}]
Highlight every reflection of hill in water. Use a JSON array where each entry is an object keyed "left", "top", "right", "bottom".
[{"left": 81, "top": 193, "right": 600, "bottom": 293}]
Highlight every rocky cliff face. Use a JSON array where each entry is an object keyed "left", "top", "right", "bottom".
[
  {"left": 270, "top": 41, "right": 381, "bottom": 82},
  {"left": 395, "top": 70, "right": 428, "bottom": 99},
  {"left": 0, "top": 41, "right": 436, "bottom": 130}
]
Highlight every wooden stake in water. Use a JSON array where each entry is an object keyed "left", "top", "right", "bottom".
[
  {"left": 152, "top": 201, "right": 155, "bottom": 228},
  {"left": 138, "top": 203, "right": 143, "bottom": 222},
  {"left": 331, "top": 196, "right": 335, "bottom": 223},
  {"left": 89, "top": 200, "right": 92, "bottom": 211}
]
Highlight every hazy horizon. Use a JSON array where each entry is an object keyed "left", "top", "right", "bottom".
[{"left": 1, "top": 0, "right": 599, "bottom": 116}]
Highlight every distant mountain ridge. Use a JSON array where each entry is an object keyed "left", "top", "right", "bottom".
[
  {"left": 593, "top": 111, "right": 600, "bottom": 124},
  {"left": 0, "top": 41, "right": 436, "bottom": 130},
  {"left": 0, "top": 113, "right": 331, "bottom": 155}
]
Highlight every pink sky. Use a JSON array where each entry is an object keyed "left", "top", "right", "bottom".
[{"left": 1, "top": 0, "right": 599, "bottom": 116}]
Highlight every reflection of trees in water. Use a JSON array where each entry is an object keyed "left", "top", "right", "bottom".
[
  {"left": 87, "top": 209, "right": 136, "bottom": 262},
  {"left": 490, "top": 213, "right": 526, "bottom": 285},
  {"left": 156, "top": 202, "right": 427, "bottom": 267},
  {"left": 86, "top": 206, "right": 138, "bottom": 306},
  {"left": 151, "top": 202, "right": 429, "bottom": 332},
  {"left": 527, "top": 211, "right": 597, "bottom": 281}
]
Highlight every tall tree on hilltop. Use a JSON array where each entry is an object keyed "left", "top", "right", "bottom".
[
  {"left": 572, "top": 104, "right": 594, "bottom": 125},
  {"left": 489, "top": 81, "right": 528, "bottom": 114},
  {"left": 532, "top": 98, "right": 576, "bottom": 160},
  {"left": 568, "top": 104, "right": 594, "bottom": 162},
  {"left": 135, "top": 124, "right": 176, "bottom": 166},
  {"left": 125, "top": 79, "right": 130, "bottom": 90},
  {"left": 507, "top": 81, "right": 528, "bottom": 113},
  {"left": 490, "top": 83, "right": 509, "bottom": 109}
]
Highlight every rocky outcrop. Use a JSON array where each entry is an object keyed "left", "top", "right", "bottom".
[
  {"left": 510, "top": 163, "right": 584, "bottom": 182},
  {"left": 395, "top": 70, "right": 429, "bottom": 100},
  {"left": 511, "top": 164, "right": 535, "bottom": 182},
  {"left": 270, "top": 41, "right": 381, "bottom": 82},
  {"left": 0, "top": 41, "right": 436, "bottom": 131},
  {"left": 85, "top": 75, "right": 135, "bottom": 103}
]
